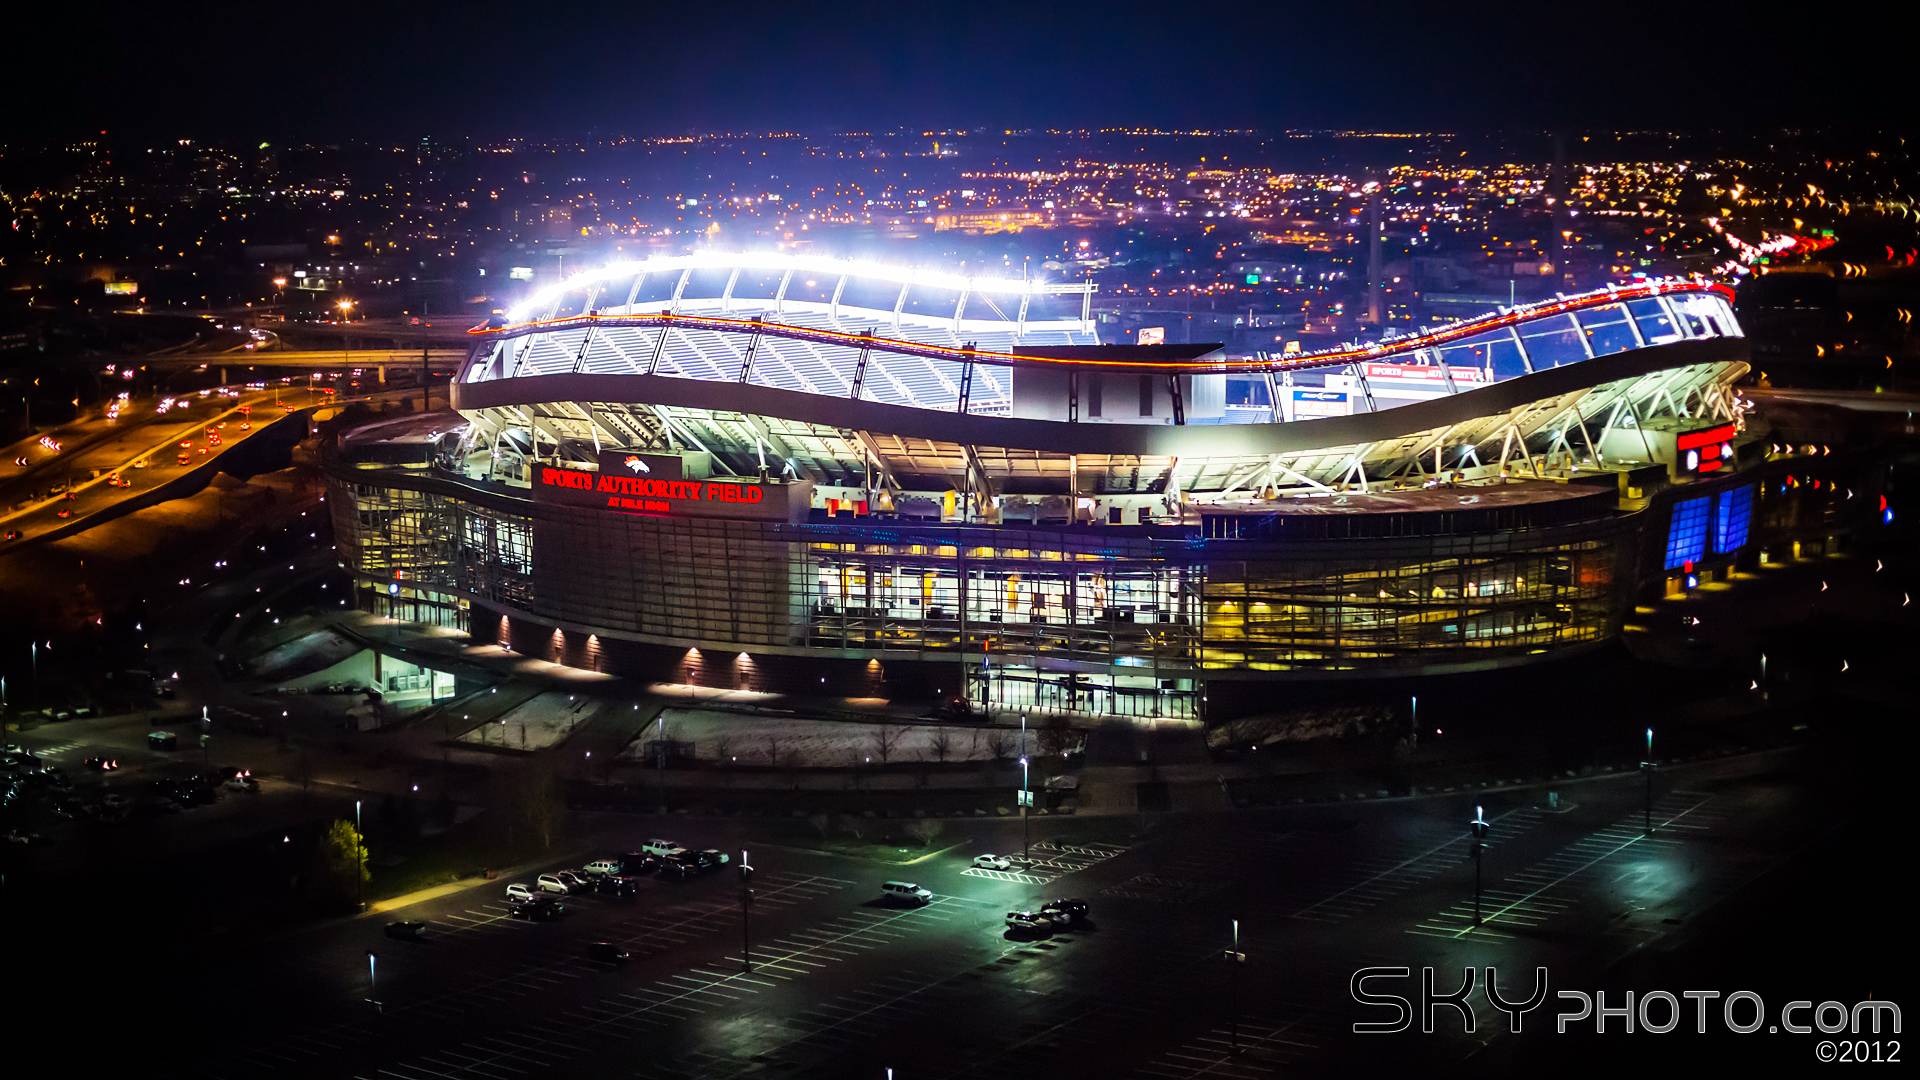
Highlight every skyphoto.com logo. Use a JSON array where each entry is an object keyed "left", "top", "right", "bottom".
[{"left": 1352, "top": 967, "right": 1901, "bottom": 1061}]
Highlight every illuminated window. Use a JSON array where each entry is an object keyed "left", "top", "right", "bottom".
[
  {"left": 1713, "top": 485, "right": 1754, "bottom": 554},
  {"left": 1664, "top": 496, "right": 1710, "bottom": 570}
]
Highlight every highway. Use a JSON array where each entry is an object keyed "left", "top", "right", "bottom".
[{"left": 145, "top": 347, "right": 467, "bottom": 371}]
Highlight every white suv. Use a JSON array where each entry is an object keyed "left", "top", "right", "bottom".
[
  {"left": 640, "top": 839, "right": 684, "bottom": 858},
  {"left": 536, "top": 873, "right": 571, "bottom": 895},
  {"left": 583, "top": 860, "right": 621, "bottom": 877},
  {"left": 881, "top": 881, "right": 933, "bottom": 906},
  {"left": 504, "top": 883, "right": 536, "bottom": 903}
]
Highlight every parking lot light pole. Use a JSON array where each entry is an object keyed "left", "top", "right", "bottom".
[
  {"left": 355, "top": 799, "right": 365, "bottom": 911},
  {"left": 1640, "top": 726, "right": 1655, "bottom": 836},
  {"left": 1227, "top": 918, "right": 1243, "bottom": 1053},
  {"left": 739, "top": 849, "right": 753, "bottom": 973},
  {"left": 1019, "top": 756, "right": 1030, "bottom": 862},
  {"left": 366, "top": 950, "right": 380, "bottom": 1012},
  {"left": 1469, "top": 804, "right": 1490, "bottom": 927}
]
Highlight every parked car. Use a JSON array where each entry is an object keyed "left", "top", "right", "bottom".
[
  {"left": 509, "top": 896, "right": 565, "bottom": 921},
  {"left": 82, "top": 756, "right": 119, "bottom": 771},
  {"left": 504, "top": 883, "right": 537, "bottom": 903},
  {"left": 657, "top": 856, "right": 699, "bottom": 881},
  {"left": 1040, "top": 898, "right": 1090, "bottom": 925},
  {"left": 1005, "top": 910, "right": 1053, "bottom": 936},
  {"left": 555, "top": 869, "right": 592, "bottom": 891},
  {"left": 881, "top": 881, "right": 933, "bottom": 906},
  {"left": 224, "top": 774, "right": 260, "bottom": 793},
  {"left": 535, "top": 873, "right": 571, "bottom": 895},
  {"left": 640, "top": 838, "right": 684, "bottom": 858},
  {"left": 587, "top": 941, "right": 630, "bottom": 964},
  {"left": 147, "top": 731, "right": 178, "bottom": 751},
  {"left": 384, "top": 920, "right": 428, "bottom": 941},
  {"left": 621, "top": 852, "right": 659, "bottom": 875},
  {"left": 696, "top": 849, "right": 731, "bottom": 867},
  {"left": 583, "top": 860, "right": 622, "bottom": 877},
  {"left": 595, "top": 874, "right": 641, "bottom": 898},
  {"left": 972, "top": 854, "right": 1013, "bottom": 871}
]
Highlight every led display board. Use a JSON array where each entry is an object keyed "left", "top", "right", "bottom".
[{"left": 533, "top": 463, "right": 811, "bottom": 522}]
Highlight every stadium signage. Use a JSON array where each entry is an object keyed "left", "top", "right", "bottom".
[
  {"left": 1359, "top": 363, "right": 1488, "bottom": 383},
  {"left": 534, "top": 464, "right": 809, "bottom": 521},
  {"left": 1676, "top": 423, "right": 1737, "bottom": 475}
]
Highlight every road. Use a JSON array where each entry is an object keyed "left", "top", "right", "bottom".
[{"left": 0, "top": 387, "right": 300, "bottom": 539}]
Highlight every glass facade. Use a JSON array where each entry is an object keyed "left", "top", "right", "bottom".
[
  {"left": 328, "top": 466, "right": 1645, "bottom": 718},
  {"left": 1664, "top": 496, "right": 1711, "bottom": 570},
  {"left": 1714, "top": 484, "right": 1755, "bottom": 554}
]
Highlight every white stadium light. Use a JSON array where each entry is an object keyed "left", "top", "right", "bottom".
[{"left": 506, "top": 252, "right": 1060, "bottom": 322}]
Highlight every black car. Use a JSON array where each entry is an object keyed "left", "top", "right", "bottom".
[
  {"left": 385, "top": 920, "right": 428, "bottom": 940},
  {"left": 620, "top": 852, "right": 659, "bottom": 875},
  {"left": 509, "top": 896, "right": 565, "bottom": 921},
  {"left": 658, "top": 856, "right": 698, "bottom": 880},
  {"left": 587, "top": 941, "right": 630, "bottom": 964},
  {"left": 595, "top": 874, "right": 641, "bottom": 898},
  {"left": 1040, "top": 898, "right": 1090, "bottom": 925}
]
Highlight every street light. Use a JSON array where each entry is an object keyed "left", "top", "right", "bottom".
[
  {"left": 366, "top": 950, "right": 381, "bottom": 1012},
  {"left": 1640, "top": 726, "right": 1655, "bottom": 836},
  {"left": 1223, "top": 917, "right": 1247, "bottom": 1052},
  {"left": 1469, "top": 804, "right": 1490, "bottom": 927},
  {"left": 739, "top": 848, "right": 754, "bottom": 972},
  {"left": 1019, "top": 756, "right": 1030, "bottom": 862},
  {"left": 355, "top": 799, "right": 366, "bottom": 911}
]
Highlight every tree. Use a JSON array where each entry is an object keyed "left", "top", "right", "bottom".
[
  {"left": 807, "top": 812, "right": 835, "bottom": 839},
  {"left": 871, "top": 723, "right": 904, "bottom": 764},
  {"left": 927, "top": 726, "right": 955, "bottom": 763},
  {"left": 764, "top": 735, "right": 781, "bottom": 768},
  {"left": 514, "top": 760, "right": 563, "bottom": 852},
  {"left": 905, "top": 818, "right": 944, "bottom": 847},
  {"left": 987, "top": 731, "right": 1014, "bottom": 762},
  {"left": 1038, "top": 715, "right": 1075, "bottom": 756},
  {"left": 710, "top": 733, "right": 733, "bottom": 764},
  {"left": 313, "top": 819, "right": 368, "bottom": 910}
]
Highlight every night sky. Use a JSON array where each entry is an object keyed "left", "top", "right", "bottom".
[{"left": 10, "top": 0, "right": 1912, "bottom": 138}]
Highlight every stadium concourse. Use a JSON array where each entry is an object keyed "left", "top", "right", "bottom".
[{"left": 323, "top": 254, "right": 1887, "bottom": 720}]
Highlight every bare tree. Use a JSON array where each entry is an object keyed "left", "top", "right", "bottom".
[
  {"left": 905, "top": 818, "right": 944, "bottom": 847},
  {"left": 764, "top": 734, "right": 781, "bottom": 768},
  {"left": 710, "top": 733, "right": 733, "bottom": 764},
  {"left": 928, "top": 725, "right": 955, "bottom": 763},
  {"left": 1038, "top": 715, "right": 1075, "bottom": 756},
  {"left": 987, "top": 730, "right": 1014, "bottom": 762},
  {"left": 807, "top": 812, "right": 835, "bottom": 839},
  {"left": 514, "top": 759, "right": 563, "bottom": 851},
  {"left": 871, "top": 722, "right": 904, "bottom": 764}
]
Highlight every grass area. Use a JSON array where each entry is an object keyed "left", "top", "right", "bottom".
[
  {"left": 366, "top": 819, "right": 544, "bottom": 901},
  {"left": 751, "top": 817, "right": 965, "bottom": 864}
]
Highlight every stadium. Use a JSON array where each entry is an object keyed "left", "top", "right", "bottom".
[{"left": 325, "top": 253, "right": 1877, "bottom": 719}]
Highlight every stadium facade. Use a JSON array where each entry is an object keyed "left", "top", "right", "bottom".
[{"left": 325, "top": 254, "right": 1884, "bottom": 719}]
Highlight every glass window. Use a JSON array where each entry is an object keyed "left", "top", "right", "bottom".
[
  {"left": 1665, "top": 496, "right": 1711, "bottom": 570},
  {"left": 1714, "top": 485, "right": 1754, "bottom": 553}
]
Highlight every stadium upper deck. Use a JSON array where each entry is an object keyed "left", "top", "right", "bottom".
[{"left": 447, "top": 255, "right": 1747, "bottom": 509}]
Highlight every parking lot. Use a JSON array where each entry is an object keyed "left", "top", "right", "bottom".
[{"left": 70, "top": 745, "right": 1842, "bottom": 1080}]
